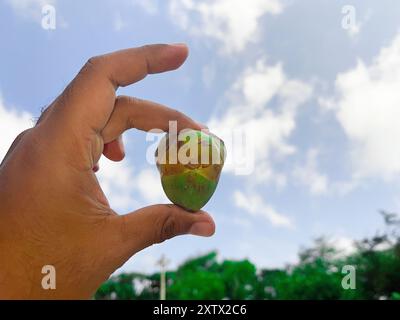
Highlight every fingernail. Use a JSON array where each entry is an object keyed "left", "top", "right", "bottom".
[{"left": 189, "top": 222, "right": 214, "bottom": 237}]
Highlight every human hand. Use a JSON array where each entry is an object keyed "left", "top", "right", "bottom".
[{"left": 0, "top": 44, "right": 215, "bottom": 299}]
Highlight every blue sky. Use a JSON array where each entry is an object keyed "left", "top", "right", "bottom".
[{"left": 1, "top": 0, "right": 400, "bottom": 273}]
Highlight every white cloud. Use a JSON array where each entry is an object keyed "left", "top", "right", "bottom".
[
  {"left": 241, "top": 61, "right": 285, "bottom": 108},
  {"left": 208, "top": 59, "right": 312, "bottom": 183},
  {"left": 331, "top": 32, "right": 400, "bottom": 179},
  {"left": 233, "top": 190, "right": 293, "bottom": 228},
  {"left": 97, "top": 156, "right": 138, "bottom": 211},
  {"left": 169, "top": 0, "right": 283, "bottom": 53},
  {"left": 293, "top": 149, "right": 329, "bottom": 195},
  {"left": 332, "top": 236, "right": 356, "bottom": 256},
  {"left": 0, "top": 95, "right": 33, "bottom": 162},
  {"left": 97, "top": 157, "right": 168, "bottom": 212},
  {"left": 135, "top": 168, "right": 169, "bottom": 203},
  {"left": 317, "top": 96, "right": 336, "bottom": 112},
  {"left": 292, "top": 149, "right": 360, "bottom": 196},
  {"left": 222, "top": 59, "right": 314, "bottom": 216}
]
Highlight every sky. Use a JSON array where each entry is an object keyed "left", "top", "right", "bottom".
[{"left": 1, "top": 0, "right": 400, "bottom": 274}]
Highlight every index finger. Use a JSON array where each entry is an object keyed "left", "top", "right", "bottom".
[{"left": 48, "top": 43, "right": 189, "bottom": 133}]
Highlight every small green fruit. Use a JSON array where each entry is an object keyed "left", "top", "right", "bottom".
[{"left": 155, "top": 130, "right": 226, "bottom": 212}]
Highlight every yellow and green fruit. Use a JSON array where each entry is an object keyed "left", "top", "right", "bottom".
[{"left": 155, "top": 130, "right": 226, "bottom": 212}]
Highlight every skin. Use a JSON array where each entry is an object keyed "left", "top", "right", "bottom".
[{"left": 0, "top": 44, "right": 215, "bottom": 299}]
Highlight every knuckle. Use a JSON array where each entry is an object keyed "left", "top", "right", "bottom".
[
  {"left": 116, "top": 95, "right": 143, "bottom": 129},
  {"left": 13, "top": 128, "right": 34, "bottom": 147},
  {"left": 79, "top": 55, "right": 106, "bottom": 77},
  {"left": 86, "top": 55, "right": 105, "bottom": 68},
  {"left": 117, "top": 95, "right": 139, "bottom": 106},
  {"left": 157, "top": 211, "right": 178, "bottom": 244},
  {"left": 115, "top": 95, "right": 127, "bottom": 106},
  {"left": 140, "top": 45, "right": 153, "bottom": 73},
  {"left": 16, "top": 128, "right": 32, "bottom": 140},
  {"left": 1, "top": 128, "right": 35, "bottom": 166},
  {"left": 140, "top": 44, "right": 156, "bottom": 58}
]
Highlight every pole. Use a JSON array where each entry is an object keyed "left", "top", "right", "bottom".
[{"left": 157, "top": 255, "right": 169, "bottom": 300}]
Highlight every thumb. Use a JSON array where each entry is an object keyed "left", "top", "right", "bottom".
[{"left": 106, "top": 204, "right": 215, "bottom": 269}]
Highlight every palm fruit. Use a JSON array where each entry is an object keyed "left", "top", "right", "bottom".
[{"left": 155, "top": 129, "right": 226, "bottom": 212}]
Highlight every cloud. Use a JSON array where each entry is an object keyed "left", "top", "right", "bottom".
[
  {"left": 291, "top": 149, "right": 359, "bottom": 196},
  {"left": 219, "top": 61, "right": 310, "bottom": 227},
  {"left": 169, "top": 0, "right": 283, "bottom": 53},
  {"left": 97, "top": 156, "right": 138, "bottom": 211},
  {"left": 293, "top": 149, "right": 329, "bottom": 195},
  {"left": 208, "top": 59, "right": 312, "bottom": 182},
  {"left": 330, "top": 32, "right": 400, "bottom": 179},
  {"left": 97, "top": 157, "right": 167, "bottom": 212},
  {"left": 233, "top": 190, "right": 293, "bottom": 228},
  {"left": 135, "top": 168, "right": 169, "bottom": 203},
  {"left": 331, "top": 236, "right": 356, "bottom": 256},
  {"left": 0, "top": 95, "right": 33, "bottom": 162}
]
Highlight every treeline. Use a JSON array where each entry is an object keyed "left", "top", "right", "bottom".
[{"left": 95, "top": 212, "right": 400, "bottom": 300}]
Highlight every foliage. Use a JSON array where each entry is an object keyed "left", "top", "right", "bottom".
[{"left": 95, "top": 212, "right": 400, "bottom": 300}]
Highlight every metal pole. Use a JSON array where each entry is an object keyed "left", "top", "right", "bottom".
[
  {"left": 157, "top": 255, "right": 169, "bottom": 300},
  {"left": 160, "top": 268, "right": 166, "bottom": 300}
]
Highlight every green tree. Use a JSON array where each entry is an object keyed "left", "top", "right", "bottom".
[
  {"left": 168, "top": 270, "right": 225, "bottom": 299},
  {"left": 220, "top": 260, "right": 257, "bottom": 299}
]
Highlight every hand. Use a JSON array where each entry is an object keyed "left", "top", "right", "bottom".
[{"left": 0, "top": 44, "right": 215, "bottom": 299}]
